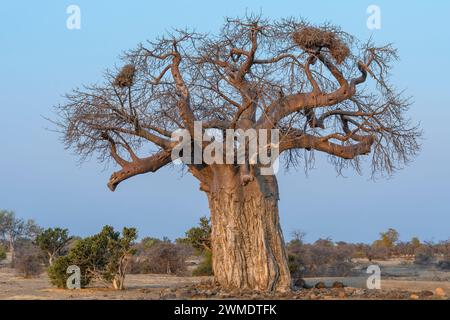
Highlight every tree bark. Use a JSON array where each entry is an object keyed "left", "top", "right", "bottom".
[
  {"left": 205, "top": 166, "right": 291, "bottom": 292},
  {"left": 9, "top": 237, "right": 15, "bottom": 267},
  {"left": 48, "top": 253, "right": 56, "bottom": 266},
  {"left": 112, "top": 277, "right": 124, "bottom": 290}
]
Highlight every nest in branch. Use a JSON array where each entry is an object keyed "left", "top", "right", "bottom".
[
  {"left": 293, "top": 27, "right": 350, "bottom": 64},
  {"left": 114, "top": 64, "right": 136, "bottom": 88}
]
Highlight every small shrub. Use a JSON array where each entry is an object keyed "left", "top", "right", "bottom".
[
  {"left": 414, "top": 247, "right": 434, "bottom": 265},
  {"left": 14, "top": 242, "right": 43, "bottom": 278},
  {"left": 0, "top": 245, "right": 6, "bottom": 261},
  {"left": 47, "top": 256, "right": 73, "bottom": 288},
  {"left": 436, "top": 260, "right": 450, "bottom": 270},
  {"left": 192, "top": 251, "right": 213, "bottom": 276}
]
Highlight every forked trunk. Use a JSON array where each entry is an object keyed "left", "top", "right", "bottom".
[
  {"left": 205, "top": 166, "right": 291, "bottom": 292},
  {"left": 113, "top": 276, "right": 125, "bottom": 290}
]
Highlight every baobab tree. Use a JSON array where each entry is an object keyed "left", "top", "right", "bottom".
[{"left": 54, "top": 16, "right": 420, "bottom": 292}]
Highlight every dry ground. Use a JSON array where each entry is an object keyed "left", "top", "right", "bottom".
[{"left": 0, "top": 258, "right": 448, "bottom": 300}]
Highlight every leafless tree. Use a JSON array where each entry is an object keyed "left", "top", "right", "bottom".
[
  {"left": 0, "top": 210, "right": 41, "bottom": 265},
  {"left": 54, "top": 15, "right": 421, "bottom": 292}
]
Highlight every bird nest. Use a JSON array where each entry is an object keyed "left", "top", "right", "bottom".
[
  {"left": 114, "top": 64, "right": 136, "bottom": 88},
  {"left": 293, "top": 27, "right": 350, "bottom": 64}
]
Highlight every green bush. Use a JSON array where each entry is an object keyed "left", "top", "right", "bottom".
[
  {"left": 177, "top": 217, "right": 211, "bottom": 253},
  {"left": 192, "top": 251, "right": 213, "bottom": 276},
  {"left": 0, "top": 245, "right": 6, "bottom": 261},
  {"left": 48, "top": 255, "right": 84, "bottom": 288},
  {"left": 34, "top": 227, "right": 71, "bottom": 266},
  {"left": 47, "top": 256, "right": 70, "bottom": 288},
  {"left": 47, "top": 226, "right": 137, "bottom": 290}
]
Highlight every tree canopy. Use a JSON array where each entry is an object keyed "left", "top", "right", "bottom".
[{"left": 54, "top": 15, "right": 421, "bottom": 191}]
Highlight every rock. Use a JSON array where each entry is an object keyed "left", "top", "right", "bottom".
[
  {"left": 435, "top": 288, "right": 446, "bottom": 297},
  {"left": 204, "top": 289, "right": 213, "bottom": 296},
  {"left": 410, "top": 294, "right": 419, "bottom": 300},
  {"left": 314, "top": 281, "right": 326, "bottom": 289},
  {"left": 161, "top": 293, "right": 176, "bottom": 299},
  {"left": 230, "top": 289, "right": 240, "bottom": 297},
  {"left": 293, "top": 278, "right": 306, "bottom": 288},
  {"left": 344, "top": 287, "right": 356, "bottom": 295},
  {"left": 421, "top": 290, "right": 434, "bottom": 297},
  {"left": 332, "top": 281, "right": 345, "bottom": 289},
  {"left": 354, "top": 289, "right": 366, "bottom": 296},
  {"left": 175, "top": 288, "right": 189, "bottom": 298},
  {"left": 211, "top": 288, "right": 219, "bottom": 295}
]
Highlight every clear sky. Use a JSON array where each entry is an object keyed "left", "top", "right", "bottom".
[{"left": 0, "top": 0, "right": 449, "bottom": 243}]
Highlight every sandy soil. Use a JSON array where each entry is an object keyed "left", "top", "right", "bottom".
[
  {"left": 0, "top": 265, "right": 448, "bottom": 300},
  {"left": 0, "top": 267, "right": 212, "bottom": 300},
  {"left": 0, "top": 254, "right": 448, "bottom": 300}
]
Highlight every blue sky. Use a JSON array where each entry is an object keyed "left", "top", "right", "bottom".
[{"left": 0, "top": 0, "right": 449, "bottom": 243}]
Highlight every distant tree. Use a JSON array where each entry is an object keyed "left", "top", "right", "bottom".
[
  {"left": 48, "top": 226, "right": 137, "bottom": 290},
  {"left": 14, "top": 240, "right": 43, "bottom": 278},
  {"left": 146, "top": 242, "right": 190, "bottom": 275},
  {"left": 177, "top": 217, "right": 211, "bottom": 253},
  {"left": 0, "top": 210, "right": 41, "bottom": 264},
  {"left": 290, "top": 230, "right": 306, "bottom": 246},
  {"left": 373, "top": 228, "right": 400, "bottom": 253},
  {"left": 314, "top": 238, "right": 334, "bottom": 247},
  {"left": 411, "top": 237, "right": 421, "bottom": 250},
  {"left": 140, "top": 236, "right": 163, "bottom": 249},
  {"left": 25, "top": 220, "right": 42, "bottom": 240},
  {"left": 34, "top": 228, "right": 72, "bottom": 266}
]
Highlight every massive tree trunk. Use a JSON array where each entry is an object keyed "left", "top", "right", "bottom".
[{"left": 204, "top": 166, "right": 291, "bottom": 292}]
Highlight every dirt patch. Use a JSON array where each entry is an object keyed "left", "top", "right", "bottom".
[{"left": 0, "top": 265, "right": 448, "bottom": 300}]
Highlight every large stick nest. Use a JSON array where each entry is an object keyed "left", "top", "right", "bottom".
[
  {"left": 114, "top": 64, "right": 136, "bottom": 88},
  {"left": 293, "top": 27, "right": 350, "bottom": 64}
]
